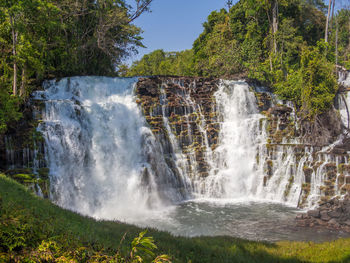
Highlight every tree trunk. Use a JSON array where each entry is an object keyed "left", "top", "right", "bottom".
[
  {"left": 331, "top": 0, "right": 335, "bottom": 26},
  {"left": 269, "top": 54, "right": 273, "bottom": 71},
  {"left": 20, "top": 67, "right": 26, "bottom": 97},
  {"left": 272, "top": 0, "right": 278, "bottom": 54},
  {"left": 325, "top": 0, "right": 333, "bottom": 43},
  {"left": 10, "top": 15, "right": 17, "bottom": 96},
  {"left": 336, "top": 20, "right": 338, "bottom": 67}
]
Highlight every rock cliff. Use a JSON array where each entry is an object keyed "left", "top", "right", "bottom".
[{"left": 1, "top": 75, "right": 350, "bottom": 231}]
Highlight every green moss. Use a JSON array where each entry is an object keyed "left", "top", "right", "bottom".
[
  {"left": 6, "top": 168, "right": 33, "bottom": 175},
  {"left": 38, "top": 168, "right": 50, "bottom": 180}
]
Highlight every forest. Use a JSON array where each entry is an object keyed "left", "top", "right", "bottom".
[
  {"left": 0, "top": 0, "right": 151, "bottom": 133},
  {"left": 127, "top": 0, "right": 350, "bottom": 117},
  {"left": 0, "top": 0, "right": 349, "bottom": 132}
]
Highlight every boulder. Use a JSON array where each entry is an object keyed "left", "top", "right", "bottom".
[
  {"left": 269, "top": 106, "right": 293, "bottom": 116},
  {"left": 307, "top": 209, "right": 320, "bottom": 218},
  {"left": 328, "top": 218, "right": 340, "bottom": 228},
  {"left": 320, "top": 210, "right": 331, "bottom": 221},
  {"left": 328, "top": 209, "right": 342, "bottom": 218}
]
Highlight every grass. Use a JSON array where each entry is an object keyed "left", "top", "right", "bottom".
[{"left": 1, "top": 174, "right": 350, "bottom": 262}]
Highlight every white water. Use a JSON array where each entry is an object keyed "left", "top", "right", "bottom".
[
  {"left": 35, "top": 77, "right": 190, "bottom": 222},
  {"left": 200, "top": 80, "right": 264, "bottom": 198},
  {"left": 339, "top": 92, "right": 350, "bottom": 129},
  {"left": 339, "top": 70, "right": 350, "bottom": 88},
  {"left": 33, "top": 76, "right": 350, "bottom": 235},
  {"left": 34, "top": 77, "right": 306, "bottom": 213}
]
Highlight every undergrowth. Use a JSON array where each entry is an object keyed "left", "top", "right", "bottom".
[{"left": 1, "top": 174, "right": 350, "bottom": 262}]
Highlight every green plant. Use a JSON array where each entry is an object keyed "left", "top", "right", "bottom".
[
  {"left": 0, "top": 212, "right": 28, "bottom": 252},
  {"left": 128, "top": 230, "right": 171, "bottom": 263}
]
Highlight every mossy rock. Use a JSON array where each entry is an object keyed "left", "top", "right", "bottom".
[
  {"left": 338, "top": 174, "right": 345, "bottom": 185},
  {"left": 339, "top": 164, "right": 350, "bottom": 174},
  {"left": 302, "top": 183, "right": 310, "bottom": 192},
  {"left": 283, "top": 175, "right": 294, "bottom": 199},
  {"left": 9, "top": 173, "right": 37, "bottom": 184},
  {"left": 325, "top": 163, "right": 337, "bottom": 172},
  {"left": 303, "top": 167, "right": 313, "bottom": 183},
  {"left": 266, "top": 160, "right": 273, "bottom": 177},
  {"left": 321, "top": 196, "right": 331, "bottom": 203},
  {"left": 11, "top": 173, "right": 36, "bottom": 181},
  {"left": 38, "top": 168, "right": 50, "bottom": 179},
  {"left": 346, "top": 176, "right": 350, "bottom": 184},
  {"left": 5, "top": 168, "right": 33, "bottom": 175}
]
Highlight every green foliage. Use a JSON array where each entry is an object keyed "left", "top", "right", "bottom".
[
  {"left": 129, "top": 231, "right": 171, "bottom": 262},
  {"left": 127, "top": 0, "right": 348, "bottom": 117},
  {"left": 330, "top": 8, "right": 350, "bottom": 69},
  {"left": 127, "top": 49, "right": 196, "bottom": 77},
  {"left": 0, "top": 0, "right": 149, "bottom": 134},
  {"left": 0, "top": 212, "right": 28, "bottom": 252},
  {"left": 1, "top": 174, "right": 350, "bottom": 262},
  {"left": 0, "top": 0, "right": 145, "bottom": 79},
  {"left": 0, "top": 89, "right": 21, "bottom": 134},
  {"left": 275, "top": 42, "right": 337, "bottom": 117}
]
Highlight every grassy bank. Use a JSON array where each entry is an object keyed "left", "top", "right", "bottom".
[{"left": 1, "top": 174, "right": 350, "bottom": 262}]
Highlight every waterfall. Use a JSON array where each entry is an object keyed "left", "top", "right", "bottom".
[
  {"left": 33, "top": 76, "right": 349, "bottom": 221},
  {"left": 35, "top": 77, "right": 188, "bottom": 221},
  {"left": 339, "top": 70, "right": 350, "bottom": 88},
  {"left": 199, "top": 80, "right": 265, "bottom": 199}
]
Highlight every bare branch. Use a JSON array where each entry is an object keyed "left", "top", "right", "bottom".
[{"left": 128, "top": 0, "right": 152, "bottom": 23}]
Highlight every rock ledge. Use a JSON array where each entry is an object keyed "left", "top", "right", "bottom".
[{"left": 296, "top": 195, "right": 350, "bottom": 232}]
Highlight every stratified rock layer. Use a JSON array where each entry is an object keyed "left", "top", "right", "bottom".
[{"left": 136, "top": 77, "right": 220, "bottom": 179}]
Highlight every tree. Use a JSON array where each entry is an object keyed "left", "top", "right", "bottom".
[
  {"left": 325, "top": 0, "right": 334, "bottom": 43},
  {"left": 275, "top": 42, "right": 337, "bottom": 117},
  {"left": 0, "top": 0, "right": 152, "bottom": 134},
  {"left": 0, "top": 0, "right": 21, "bottom": 95},
  {"left": 128, "top": 0, "right": 153, "bottom": 23},
  {"left": 126, "top": 49, "right": 196, "bottom": 76},
  {"left": 226, "top": 0, "right": 233, "bottom": 10}
]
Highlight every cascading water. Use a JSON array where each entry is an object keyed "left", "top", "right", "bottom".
[
  {"left": 32, "top": 76, "right": 350, "bottom": 241},
  {"left": 199, "top": 80, "right": 265, "bottom": 199},
  {"left": 35, "top": 77, "right": 188, "bottom": 221},
  {"left": 35, "top": 77, "right": 307, "bottom": 210}
]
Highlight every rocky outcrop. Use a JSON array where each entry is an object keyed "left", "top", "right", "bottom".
[
  {"left": 296, "top": 195, "right": 350, "bottom": 232},
  {"left": 136, "top": 77, "right": 220, "bottom": 179},
  {"left": 300, "top": 108, "right": 343, "bottom": 146}
]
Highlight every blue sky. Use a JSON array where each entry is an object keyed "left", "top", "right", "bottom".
[{"left": 126, "top": 0, "right": 235, "bottom": 65}]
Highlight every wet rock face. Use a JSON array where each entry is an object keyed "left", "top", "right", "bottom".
[
  {"left": 296, "top": 195, "right": 350, "bottom": 232},
  {"left": 0, "top": 102, "right": 46, "bottom": 171},
  {"left": 136, "top": 76, "right": 220, "bottom": 179},
  {"left": 300, "top": 108, "right": 342, "bottom": 147},
  {"left": 136, "top": 77, "right": 350, "bottom": 207},
  {"left": 338, "top": 68, "right": 350, "bottom": 90},
  {"left": 260, "top": 98, "right": 350, "bottom": 208}
]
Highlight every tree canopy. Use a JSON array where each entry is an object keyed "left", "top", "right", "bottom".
[
  {"left": 127, "top": 0, "right": 350, "bottom": 117},
  {"left": 0, "top": 0, "right": 151, "bottom": 133}
]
